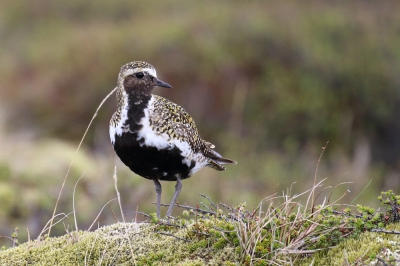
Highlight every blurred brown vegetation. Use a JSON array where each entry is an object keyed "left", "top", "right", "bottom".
[{"left": 1, "top": 0, "right": 400, "bottom": 246}]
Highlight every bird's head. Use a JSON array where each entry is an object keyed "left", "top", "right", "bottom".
[{"left": 118, "top": 61, "right": 172, "bottom": 96}]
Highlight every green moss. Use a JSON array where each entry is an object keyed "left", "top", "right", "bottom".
[
  {"left": 213, "top": 238, "right": 227, "bottom": 250},
  {"left": 0, "top": 221, "right": 239, "bottom": 266},
  {"left": 2, "top": 190, "right": 400, "bottom": 265},
  {"left": 299, "top": 223, "right": 400, "bottom": 265},
  {"left": 188, "top": 239, "right": 208, "bottom": 253}
]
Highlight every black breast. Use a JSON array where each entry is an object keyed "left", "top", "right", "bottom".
[{"left": 113, "top": 95, "right": 196, "bottom": 181}]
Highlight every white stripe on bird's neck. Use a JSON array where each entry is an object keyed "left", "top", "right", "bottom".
[{"left": 109, "top": 89, "right": 129, "bottom": 145}]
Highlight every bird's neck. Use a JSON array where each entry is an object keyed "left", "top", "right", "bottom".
[
  {"left": 116, "top": 86, "right": 152, "bottom": 108},
  {"left": 115, "top": 86, "right": 152, "bottom": 125},
  {"left": 127, "top": 91, "right": 152, "bottom": 106}
]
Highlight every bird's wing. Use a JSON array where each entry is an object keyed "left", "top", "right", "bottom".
[
  {"left": 150, "top": 95, "right": 203, "bottom": 152},
  {"left": 150, "top": 95, "right": 237, "bottom": 169}
]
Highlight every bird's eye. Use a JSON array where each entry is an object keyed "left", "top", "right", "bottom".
[{"left": 135, "top": 72, "right": 144, "bottom": 79}]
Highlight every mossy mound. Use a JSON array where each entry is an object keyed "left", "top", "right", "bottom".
[
  {"left": 2, "top": 220, "right": 400, "bottom": 265},
  {"left": 0, "top": 221, "right": 239, "bottom": 265},
  {"left": 2, "top": 190, "right": 400, "bottom": 266}
]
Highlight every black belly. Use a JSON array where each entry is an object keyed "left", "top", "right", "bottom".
[{"left": 113, "top": 132, "right": 196, "bottom": 181}]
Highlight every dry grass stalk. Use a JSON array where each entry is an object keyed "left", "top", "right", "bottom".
[
  {"left": 48, "top": 87, "right": 117, "bottom": 236},
  {"left": 234, "top": 179, "right": 350, "bottom": 265}
]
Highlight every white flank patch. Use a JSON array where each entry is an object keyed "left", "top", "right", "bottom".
[
  {"left": 137, "top": 96, "right": 172, "bottom": 150},
  {"left": 123, "top": 67, "right": 157, "bottom": 78},
  {"left": 109, "top": 90, "right": 130, "bottom": 145}
]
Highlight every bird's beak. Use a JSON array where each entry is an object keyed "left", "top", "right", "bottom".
[{"left": 155, "top": 78, "right": 172, "bottom": 88}]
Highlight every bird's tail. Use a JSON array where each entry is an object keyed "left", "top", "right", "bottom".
[
  {"left": 206, "top": 147, "right": 237, "bottom": 164},
  {"left": 207, "top": 157, "right": 236, "bottom": 171},
  {"left": 215, "top": 157, "right": 237, "bottom": 165},
  {"left": 203, "top": 143, "right": 237, "bottom": 171}
]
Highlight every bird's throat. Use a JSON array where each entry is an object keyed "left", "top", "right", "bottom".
[{"left": 127, "top": 91, "right": 151, "bottom": 106}]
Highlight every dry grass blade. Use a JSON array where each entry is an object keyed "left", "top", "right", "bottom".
[
  {"left": 87, "top": 198, "right": 117, "bottom": 231},
  {"left": 73, "top": 172, "right": 85, "bottom": 232},
  {"left": 233, "top": 178, "right": 351, "bottom": 265},
  {"left": 311, "top": 141, "right": 329, "bottom": 213},
  {"left": 113, "top": 166, "right": 125, "bottom": 223},
  {"left": 38, "top": 212, "right": 73, "bottom": 241},
  {"left": 48, "top": 87, "right": 117, "bottom": 236},
  {"left": 304, "top": 178, "right": 326, "bottom": 216},
  {"left": 112, "top": 166, "right": 136, "bottom": 265}
]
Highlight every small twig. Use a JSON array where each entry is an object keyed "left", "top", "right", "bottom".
[
  {"left": 108, "top": 203, "right": 119, "bottom": 223},
  {"left": 0, "top": 236, "right": 18, "bottom": 247},
  {"left": 199, "top": 202, "right": 214, "bottom": 213},
  {"left": 133, "top": 211, "right": 152, "bottom": 219},
  {"left": 377, "top": 257, "right": 389, "bottom": 266},
  {"left": 371, "top": 229, "right": 400, "bottom": 235},
  {"left": 219, "top": 202, "right": 234, "bottom": 212},
  {"left": 165, "top": 212, "right": 181, "bottom": 221},
  {"left": 159, "top": 203, "right": 216, "bottom": 216},
  {"left": 198, "top": 194, "right": 217, "bottom": 209},
  {"left": 332, "top": 210, "right": 363, "bottom": 219},
  {"left": 12, "top": 227, "right": 18, "bottom": 248},
  {"left": 157, "top": 232, "right": 191, "bottom": 242},
  {"left": 249, "top": 205, "right": 261, "bottom": 220},
  {"left": 157, "top": 219, "right": 187, "bottom": 229}
]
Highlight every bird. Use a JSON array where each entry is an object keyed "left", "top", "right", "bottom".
[{"left": 109, "top": 61, "right": 236, "bottom": 219}]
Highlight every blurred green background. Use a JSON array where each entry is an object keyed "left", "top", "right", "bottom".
[{"left": 1, "top": 0, "right": 400, "bottom": 246}]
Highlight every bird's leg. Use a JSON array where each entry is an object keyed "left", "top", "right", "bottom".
[
  {"left": 153, "top": 179, "right": 162, "bottom": 219},
  {"left": 165, "top": 175, "right": 182, "bottom": 217}
]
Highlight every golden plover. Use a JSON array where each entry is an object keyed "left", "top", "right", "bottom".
[{"left": 109, "top": 61, "right": 236, "bottom": 218}]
